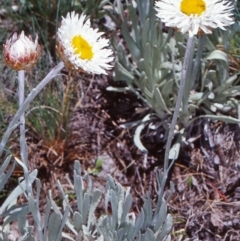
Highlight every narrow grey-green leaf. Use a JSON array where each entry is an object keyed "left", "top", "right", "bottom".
[
  {"left": 143, "top": 43, "right": 153, "bottom": 82},
  {"left": 110, "top": 190, "right": 118, "bottom": 229},
  {"left": 168, "top": 141, "right": 181, "bottom": 160},
  {"left": 44, "top": 198, "right": 52, "bottom": 239},
  {"left": 161, "top": 79, "right": 174, "bottom": 99},
  {"left": 74, "top": 174, "right": 83, "bottom": 214},
  {"left": 55, "top": 206, "right": 70, "bottom": 241},
  {"left": 132, "top": 210, "right": 145, "bottom": 238},
  {"left": 82, "top": 193, "right": 90, "bottom": 223},
  {"left": 0, "top": 122, "right": 19, "bottom": 157},
  {"left": 74, "top": 160, "right": 81, "bottom": 176},
  {"left": 0, "top": 162, "right": 15, "bottom": 191},
  {"left": 134, "top": 123, "right": 148, "bottom": 153},
  {"left": 126, "top": 222, "right": 136, "bottom": 239},
  {"left": 57, "top": 180, "right": 72, "bottom": 212},
  {"left": 73, "top": 212, "right": 84, "bottom": 232},
  {"left": 49, "top": 191, "right": 62, "bottom": 216},
  {"left": 28, "top": 195, "right": 44, "bottom": 241},
  {"left": 128, "top": 2, "right": 140, "bottom": 45},
  {"left": 116, "top": 43, "right": 131, "bottom": 70},
  {"left": 3, "top": 204, "right": 29, "bottom": 227},
  {"left": 142, "top": 195, "right": 152, "bottom": 228},
  {"left": 156, "top": 214, "right": 173, "bottom": 241},
  {"left": 137, "top": 0, "right": 150, "bottom": 24},
  {"left": 107, "top": 175, "right": 116, "bottom": 190},
  {"left": 48, "top": 213, "right": 61, "bottom": 241},
  {"left": 194, "top": 115, "right": 240, "bottom": 124},
  {"left": 121, "top": 21, "right": 141, "bottom": 61},
  {"left": 153, "top": 198, "right": 167, "bottom": 232},
  {"left": 0, "top": 170, "right": 37, "bottom": 214},
  {"left": 18, "top": 212, "right": 28, "bottom": 235},
  {"left": 116, "top": 228, "right": 125, "bottom": 241},
  {"left": 89, "top": 189, "right": 102, "bottom": 221},
  {"left": 144, "top": 228, "right": 155, "bottom": 241},
  {"left": 153, "top": 87, "right": 171, "bottom": 115},
  {"left": 121, "top": 194, "right": 132, "bottom": 223},
  {"left": 114, "top": 61, "right": 135, "bottom": 82},
  {"left": 21, "top": 233, "right": 35, "bottom": 241},
  {"left": 62, "top": 232, "right": 75, "bottom": 241},
  {"left": 142, "top": 19, "right": 150, "bottom": 49},
  {"left": 206, "top": 50, "right": 228, "bottom": 62}
]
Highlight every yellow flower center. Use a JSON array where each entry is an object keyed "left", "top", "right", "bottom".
[
  {"left": 180, "top": 0, "right": 206, "bottom": 16},
  {"left": 72, "top": 35, "right": 93, "bottom": 60}
]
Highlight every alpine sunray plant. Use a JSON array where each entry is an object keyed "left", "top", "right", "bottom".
[
  {"left": 3, "top": 31, "right": 42, "bottom": 196},
  {"left": 110, "top": 0, "right": 238, "bottom": 154},
  {"left": 1, "top": 1, "right": 239, "bottom": 240},
  {"left": 0, "top": 160, "right": 174, "bottom": 241},
  {"left": 107, "top": 0, "right": 239, "bottom": 207},
  {"left": 0, "top": 28, "right": 65, "bottom": 240},
  {"left": 0, "top": 9, "right": 114, "bottom": 188},
  {"left": 0, "top": 9, "right": 125, "bottom": 241},
  {"left": 154, "top": 0, "right": 235, "bottom": 179}
]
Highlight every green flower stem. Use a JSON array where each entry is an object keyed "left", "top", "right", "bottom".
[
  {"left": 18, "top": 70, "right": 31, "bottom": 195},
  {"left": 0, "top": 62, "right": 64, "bottom": 157},
  {"left": 162, "top": 36, "right": 195, "bottom": 190},
  {"left": 58, "top": 72, "right": 74, "bottom": 141}
]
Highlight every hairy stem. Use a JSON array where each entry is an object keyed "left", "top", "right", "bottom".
[
  {"left": 160, "top": 37, "right": 195, "bottom": 198},
  {"left": 18, "top": 70, "right": 32, "bottom": 195}
]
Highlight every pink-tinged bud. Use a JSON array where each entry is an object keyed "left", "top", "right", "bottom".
[{"left": 3, "top": 31, "right": 41, "bottom": 71}]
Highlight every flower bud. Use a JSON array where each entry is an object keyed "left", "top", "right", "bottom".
[{"left": 3, "top": 31, "right": 41, "bottom": 71}]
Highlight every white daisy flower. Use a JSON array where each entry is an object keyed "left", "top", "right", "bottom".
[
  {"left": 56, "top": 12, "right": 114, "bottom": 75},
  {"left": 155, "top": 0, "right": 234, "bottom": 37},
  {"left": 3, "top": 31, "right": 41, "bottom": 71}
]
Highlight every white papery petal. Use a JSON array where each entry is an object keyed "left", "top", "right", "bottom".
[
  {"left": 57, "top": 12, "right": 114, "bottom": 75},
  {"left": 155, "top": 0, "right": 234, "bottom": 37}
]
